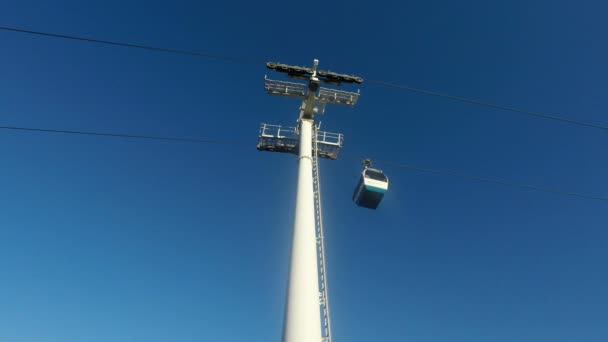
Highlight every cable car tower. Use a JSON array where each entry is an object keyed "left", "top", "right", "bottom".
[{"left": 257, "top": 59, "right": 363, "bottom": 342}]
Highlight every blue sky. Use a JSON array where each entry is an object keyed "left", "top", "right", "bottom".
[{"left": 1, "top": 1, "right": 607, "bottom": 341}]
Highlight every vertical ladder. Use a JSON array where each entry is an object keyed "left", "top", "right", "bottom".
[{"left": 312, "top": 124, "right": 333, "bottom": 342}]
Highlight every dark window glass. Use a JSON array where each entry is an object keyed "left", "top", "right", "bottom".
[{"left": 364, "top": 169, "right": 386, "bottom": 181}]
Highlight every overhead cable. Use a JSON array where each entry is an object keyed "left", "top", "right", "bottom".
[
  {"left": 2, "top": 124, "right": 606, "bottom": 203},
  {"left": 2, "top": 25, "right": 606, "bottom": 132},
  {"left": 372, "top": 159, "right": 608, "bottom": 203},
  {"left": 366, "top": 80, "right": 608, "bottom": 132},
  {"left": 0, "top": 125, "right": 250, "bottom": 146},
  {"left": 0, "top": 26, "right": 264, "bottom": 65}
]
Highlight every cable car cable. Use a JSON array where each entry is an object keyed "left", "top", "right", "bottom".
[
  {"left": 370, "top": 159, "right": 608, "bottom": 203},
  {"left": 2, "top": 123, "right": 606, "bottom": 203},
  {"left": 0, "top": 26, "right": 265, "bottom": 65},
  {"left": 2, "top": 25, "right": 607, "bottom": 133},
  {"left": 366, "top": 80, "right": 608, "bottom": 132},
  {"left": 0, "top": 125, "right": 251, "bottom": 146}
]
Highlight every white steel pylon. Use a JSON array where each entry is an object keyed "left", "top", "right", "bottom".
[
  {"left": 313, "top": 123, "right": 332, "bottom": 342},
  {"left": 283, "top": 117, "right": 322, "bottom": 342},
  {"left": 257, "top": 59, "right": 363, "bottom": 342}
]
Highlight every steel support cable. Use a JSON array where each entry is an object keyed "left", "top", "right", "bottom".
[
  {"left": 0, "top": 125, "right": 250, "bottom": 146},
  {"left": 1, "top": 124, "right": 606, "bottom": 203},
  {"left": 366, "top": 80, "right": 608, "bottom": 132},
  {"left": 0, "top": 26, "right": 265, "bottom": 65},
  {"left": 2, "top": 25, "right": 608, "bottom": 133},
  {"left": 370, "top": 158, "right": 608, "bottom": 203}
]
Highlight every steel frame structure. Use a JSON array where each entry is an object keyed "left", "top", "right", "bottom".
[
  {"left": 257, "top": 59, "right": 362, "bottom": 342},
  {"left": 257, "top": 123, "right": 343, "bottom": 160}
]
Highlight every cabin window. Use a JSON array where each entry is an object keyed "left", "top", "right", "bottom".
[{"left": 364, "top": 170, "right": 386, "bottom": 181}]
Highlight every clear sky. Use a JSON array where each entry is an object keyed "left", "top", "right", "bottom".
[{"left": 1, "top": 1, "right": 607, "bottom": 341}]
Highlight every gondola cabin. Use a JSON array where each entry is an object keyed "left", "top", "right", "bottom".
[{"left": 353, "top": 167, "right": 389, "bottom": 209}]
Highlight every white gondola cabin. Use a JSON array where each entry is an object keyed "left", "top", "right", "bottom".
[{"left": 353, "top": 161, "right": 389, "bottom": 209}]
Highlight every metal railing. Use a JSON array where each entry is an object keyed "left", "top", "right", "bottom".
[
  {"left": 264, "top": 76, "right": 307, "bottom": 98},
  {"left": 257, "top": 123, "right": 343, "bottom": 159},
  {"left": 318, "top": 87, "right": 360, "bottom": 106}
]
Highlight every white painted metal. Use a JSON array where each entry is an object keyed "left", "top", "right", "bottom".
[
  {"left": 257, "top": 123, "right": 344, "bottom": 159},
  {"left": 282, "top": 118, "right": 323, "bottom": 342},
  {"left": 363, "top": 177, "right": 389, "bottom": 191},
  {"left": 318, "top": 87, "right": 360, "bottom": 106},
  {"left": 312, "top": 124, "right": 332, "bottom": 342},
  {"left": 260, "top": 59, "right": 362, "bottom": 342},
  {"left": 265, "top": 76, "right": 307, "bottom": 98}
]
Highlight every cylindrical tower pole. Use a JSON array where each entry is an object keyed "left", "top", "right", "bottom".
[{"left": 282, "top": 118, "right": 322, "bottom": 342}]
